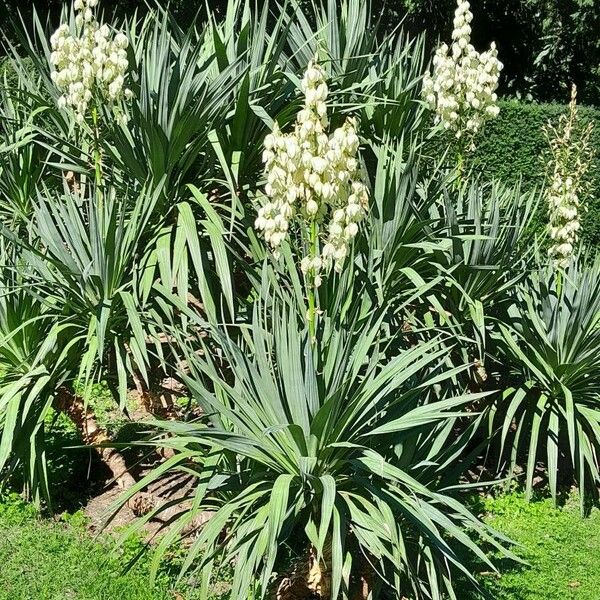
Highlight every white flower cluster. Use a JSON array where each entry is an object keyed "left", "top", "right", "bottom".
[
  {"left": 545, "top": 86, "right": 594, "bottom": 267},
  {"left": 547, "top": 174, "right": 580, "bottom": 264},
  {"left": 422, "top": 0, "right": 503, "bottom": 143},
  {"left": 50, "top": 0, "right": 131, "bottom": 123},
  {"left": 255, "top": 59, "right": 368, "bottom": 281}
]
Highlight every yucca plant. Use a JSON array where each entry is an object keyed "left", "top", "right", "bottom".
[
  {"left": 282, "top": 0, "right": 427, "bottom": 143},
  {"left": 493, "top": 258, "right": 600, "bottom": 512},
  {"left": 3, "top": 182, "right": 161, "bottom": 397},
  {"left": 0, "top": 160, "right": 233, "bottom": 500},
  {"left": 0, "top": 84, "right": 49, "bottom": 228},
  {"left": 114, "top": 279, "right": 515, "bottom": 600},
  {"left": 3, "top": 3, "right": 242, "bottom": 202},
  {"left": 1, "top": 3, "right": 571, "bottom": 597},
  {"left": 0, "top": 178, "right": 230, "bottom": 499},
  {"left": 205, "top": 0, "right": 429, "bottom": 219},
  {"left": 2, "top": 176, "right": 235, "bottom": 394},
  {"left": 0, "top": 239, "right": 153, "bottom": 507},
  {"left": 0, "top": 241, "right": 79, "bottom": 503},
  {"left": 104, "top": 7, "right": 242, "bottom": 197},
  {"left": 353, "top": 141, "right": 540, "bottom": 379},
  {"left": 0, "top": 0, "right": 242, "bottom": 499},
  {"left": 427, "top": 179, "right": 539, "bottom": 365},
  {"left": 201, "top": 0, "right": 300, "bottom": 194}
]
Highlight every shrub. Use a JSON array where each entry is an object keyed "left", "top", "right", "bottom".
[
  {"left": 122, "top": 291, "right": 516, "bottom": 599},
  {"left": 492, "top": 259, "right": 600, "bottom": 512}
]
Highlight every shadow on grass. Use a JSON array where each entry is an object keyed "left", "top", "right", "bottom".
[
  {"left": 449, "top": 526, "right": 528, "bottom": 599},
  {"left": 32, "top": 409, "right": 158, "bottom": 514},
  {"left": 450, "top": 493, "right": 531, "bottom": 600},
  {"left": 43, "top": 413, "right": 112, "bottom": 513}
]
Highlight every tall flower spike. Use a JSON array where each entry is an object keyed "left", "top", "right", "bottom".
[
  {"left": 50, "top": 0, "right": 132, "bottom": 124},
  {"left": 544, "top": 85, "right": 594, "bottom": 267},
  {"left": 422, "top": 0, "right": 503, "bottom": 147},
  {"left": 255, "top": 58, "right": 368, "bottom": 280}
]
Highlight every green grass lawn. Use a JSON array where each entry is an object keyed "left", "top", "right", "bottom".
[
  {"left": 471, "top": 493, "right": 600, "bottom": 599},
  {"left": 0, "top": 493, "right": 177, "bottom": 600},
  {"left": 1, "top": 490, "right": 599, "bottom": 599}
]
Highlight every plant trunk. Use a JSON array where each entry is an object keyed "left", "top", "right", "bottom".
[
  {"left": 274, "top": 543, "right": 377, "bottom": 600},
  {"left": 130, "top": 374, "right": 184, "bottom": 460},
  {"left": 350, "top": 558, "right": 376, "bottom": 600},
  {"left": 130, "top": 370, "right": 180, "bottom": 421},
  {"left": 274, "top": 544, "right": 331, "bottom": 599},
  {"left": 53, "top": 387, "right": 155, "bottom": 515}
]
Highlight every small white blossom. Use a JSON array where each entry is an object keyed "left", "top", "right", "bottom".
[
  {"left": 422, "top": 0, "right": 503, "bottom": 146},
  {"left": 49, "top": 0, "right": 132, "bottom": 122},
  {"left": 255, "top": 58, "right": 369, "bottom": 276}
]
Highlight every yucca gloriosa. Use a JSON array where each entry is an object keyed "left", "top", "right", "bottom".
[
  {"left": 0, "top": 3, "right": 237, "bottom": 499},
  {"left": 116, "top": 282, "right": 516, "bottom": 599},
  {"left": 492, "top": 258, "right": 600, "bottom": 512},
  {"left": 0, "top": 0, "right": 599, "bottom": 597}
]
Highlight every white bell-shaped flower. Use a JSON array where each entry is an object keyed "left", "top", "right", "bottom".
[
  {"left": 49, "top": 0, "right": 132, "bottom": 123},
  {"left": 545, "top": 86, "right": 594, "bottom": 267}
]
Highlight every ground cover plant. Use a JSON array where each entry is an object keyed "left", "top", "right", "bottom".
[
  {"left": 0, "top": 491, "right": 238, "bottom": 600},
  {"left": 0, "top": 0, "right": 599, "bottom": 598},
  {"left": 0, "top": 493, "right": 175, "bottom": 600}
]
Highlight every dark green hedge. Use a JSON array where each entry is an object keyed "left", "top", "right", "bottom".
[{"left": 471, "top": 100, "right": 600, "bottom": 248}]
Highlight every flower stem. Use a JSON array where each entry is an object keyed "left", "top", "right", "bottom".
[
  {"left": 307, "top": 219, "right": 318, "bottom": 345},
  {"left": 91, "top": 106, "right": 103, "bottom": 209},
  {"left": 456, "top": 148, "right": 465, "bottom": 189}
]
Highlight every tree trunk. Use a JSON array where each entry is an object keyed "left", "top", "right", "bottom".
[
  {"left": 130, "top": 369, "right": 181, "bottom": 421},
  {"left": 53, "top": 387, "right": 155, "bottom": 515},
  {"left": 350, "top": 559, "right": 376, "bottom": 600},
  {"left": 129, "top": 374, "right": 186, "bottom": 460}
]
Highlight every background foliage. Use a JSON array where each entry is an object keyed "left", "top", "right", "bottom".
[
  {"left": 467, "top": 100, "right": 600, "bottom": 248},
  {"left": 386, "top": 0, "right": 600, "bottom": 106},
  {"left": 3, "top": 0, "right": 600, "bottom": 105}
]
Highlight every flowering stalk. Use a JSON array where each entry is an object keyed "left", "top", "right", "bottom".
[
  {"left": 456, "top": 151, "right": 465, "bottom": 188},
  {"left": 544, "top": 85, "right": 594, "bottom": 267},
  {"left": 423, "top": 0, "right": 503, "bottom": 169},
  {"left": 307, "top": 219, "right": 319, "bottom": 341},
  {"left": 50, "top": 0, "right": 131, "bottom": 124},
  {"left": 50, "top": 0, "right": 132, "bottom": 205},
  {"left": 255, "top": 58, "right": 369, "bottom": 342},
  {"left": 91, "top": 106, "right": 104, "bottom": 208}
]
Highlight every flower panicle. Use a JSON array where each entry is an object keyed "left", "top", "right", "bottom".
[
  {"left": 50, "top": 0, "right": 132, "bottom": 123},
  {"left": 422, "top": 0, "right": 503, "bottom": 146},
  {"left": 255, "top": 58, "right": 368, "bottom": 282},
  {"left": 545, "top": 85, "right": 595, "bottom": 267}
]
